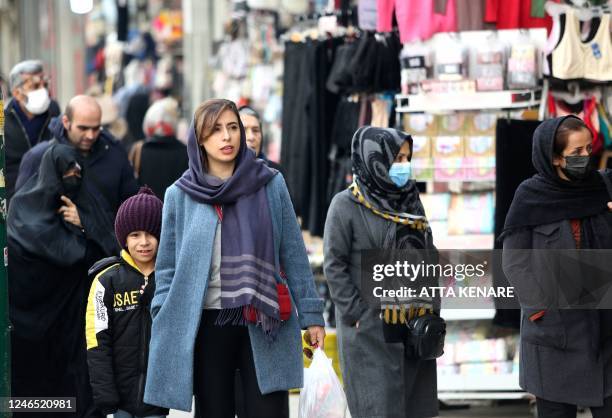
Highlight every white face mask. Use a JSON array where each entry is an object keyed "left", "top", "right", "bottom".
[{"left": 23, "top": 87, "right": 51, "bottom": 115}]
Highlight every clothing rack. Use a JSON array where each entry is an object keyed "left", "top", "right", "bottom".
[{"left": 546, "top": 0, "right": 611, "bottom": 18}]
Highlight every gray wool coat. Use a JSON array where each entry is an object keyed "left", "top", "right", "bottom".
[
  {"left": 503, "top": 220, "right": 612, "bottom": 407},
  {"left": 323, "top": 190, "right": 438, "bottom": 418}
]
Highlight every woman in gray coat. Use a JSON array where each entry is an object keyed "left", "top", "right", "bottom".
[
  {"left": 502, "top": 115, "right": 612, "bottom": 418},
  {"left": 324, "top": 126, "right": 438, "bottom": 418}
]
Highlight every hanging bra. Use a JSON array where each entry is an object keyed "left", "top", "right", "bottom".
[{"left": 548, "top": 10, "right": 612, "bottom": 81}]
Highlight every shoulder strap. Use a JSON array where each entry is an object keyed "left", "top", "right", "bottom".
[
  {"left": 599, "top": 170, "right": 612, "bottom": 200},
  {"left": 128, "top": 140, "right": 145, "bottom": 178}
]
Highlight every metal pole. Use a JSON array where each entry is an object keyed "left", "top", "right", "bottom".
[
  {"left": 182, "top": 0, "right": 213, "bottom": 116},
  {"left": 0, "top": 88, "right": 11, "bottom": 417}
]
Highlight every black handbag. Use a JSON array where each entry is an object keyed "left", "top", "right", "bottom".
[{"left": 404, "top": 313, "right": 446, "bottom": 360}]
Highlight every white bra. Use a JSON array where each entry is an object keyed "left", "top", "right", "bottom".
[{"left": 550, "top": 10, "right": 612, "bottom": 81}]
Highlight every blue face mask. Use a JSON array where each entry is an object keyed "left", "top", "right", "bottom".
[{"left": 388, "top": 162, "right": 412, "bottom": 187}]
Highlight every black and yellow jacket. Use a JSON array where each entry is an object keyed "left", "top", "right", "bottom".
[{"left": 85, "top": 250, "right": 168, "bottom": 417}]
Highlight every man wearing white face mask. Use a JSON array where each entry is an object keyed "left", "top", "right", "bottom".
[{"left": 4, "top": 60, "right": 60, "bottom": 202}]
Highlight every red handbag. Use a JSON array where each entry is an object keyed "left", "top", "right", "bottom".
[
  {"left": 215, "top": 206, "right": 293, "bottom": 322},
  {"left": 277, "top": 282, "right": 292, "bottom": 321},
  {"left": 244, "top": 271, "right": 292, "bottom": 322}
]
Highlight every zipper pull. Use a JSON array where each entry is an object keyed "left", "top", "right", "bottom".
[{"left": 140, "top": 276, "right": 149, "bottom": 295}]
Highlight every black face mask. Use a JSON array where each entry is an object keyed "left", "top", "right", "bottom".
[
  {"left": 62, "top": 176, "right": 81, "bottom": 199},
  {"left": 561, "top": 155, "right": 593, "bottom": 181}
]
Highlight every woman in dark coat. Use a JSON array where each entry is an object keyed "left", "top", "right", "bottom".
[
  {"left": 8, "top": 143, "right": 118, "bottom": 418},
  {"left": 502, "top": 115, "right": 612, "bottom": 418},
  {"left": 323, "top": 126, "right": 439, "bottom": 418}
]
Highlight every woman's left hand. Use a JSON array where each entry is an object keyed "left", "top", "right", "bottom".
[
  {"left": 608, "top": 202, "right": 612, "bottom": 211},
  {"left": 58, "top": 195, "right": 83, "bottom": 228},
  {"left": 306, "top": 326, "right": 326, "bottom": 350}
]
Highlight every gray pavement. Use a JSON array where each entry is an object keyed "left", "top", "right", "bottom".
[{"left": 157, "top": 396, "right": 594, "bottom": 418}]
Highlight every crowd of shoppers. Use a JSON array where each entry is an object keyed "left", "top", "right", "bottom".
[{"left": 4, "top": 56, "right": 612, "bottom": 418}]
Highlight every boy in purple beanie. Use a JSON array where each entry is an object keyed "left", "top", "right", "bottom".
[{"left": 85, "top": 187, "right": 168, "bottom": 418}]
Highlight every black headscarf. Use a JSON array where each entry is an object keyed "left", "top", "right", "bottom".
[
  {"left": 8, "top": 143, "right": 117, "bottom": 266},
  {"left": 350, "top": 126, "right": 431, "bottom": 250},
  {"left": 503, "top": 115, "right": 612, "bottom": 238}
]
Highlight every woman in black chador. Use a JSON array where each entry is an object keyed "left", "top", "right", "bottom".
[{"left": 8, "top": 143, "right": 117, "bottom": 418}]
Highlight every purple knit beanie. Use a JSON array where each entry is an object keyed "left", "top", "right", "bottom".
[{"left": 115, "top": 186, "right": 163, "bottom": 248}]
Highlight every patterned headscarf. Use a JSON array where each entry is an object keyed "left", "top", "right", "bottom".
[
  {"left": 350, "top": 126, "right": 429, "bottom": 245},
  {"left": 349, "top": 126, "right": 435, "bottom": 335}
]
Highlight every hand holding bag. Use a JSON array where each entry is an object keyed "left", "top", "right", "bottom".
[{"left": 299, "top": 348, "right": 347, "bottom": 418}]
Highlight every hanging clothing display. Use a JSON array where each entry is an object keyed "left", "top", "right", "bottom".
[
  {"left": 282, "top": 32, "right": 402, "bottom": 236},
  {"left": 494, "top": 118, "right": 542, "bottom": 243},
  {"left": 281, "top": 41, "right": 310, "bottom": 217},
  {"left": 548, "top": 95, "right": 604, "bottom": 154},
  {"left": 358, "top": 0, "right": 378, "bottom": 31},
  {"left": 485, "top": 0, "right": 552, "bottom": 30},
  {"left": 281, "top": 38, "right": 342, "bottom": 236},
  {"left": 492, "top": 118, "right": 542, "bottom": 328},
  {"left": 377, "top": 0, "right": 457, "bottom": 43},
  {"left": 548, "top": 11, "right": 612, "bottom": 82},
  {"left": 326, "top": 41, "right": 359, "bottom": 95},
  {"left": 455, "top": 0, "right": 495, "bottom": 31},
  {"left": 327, "top": 97, "right": 361, "bottom": 206}
]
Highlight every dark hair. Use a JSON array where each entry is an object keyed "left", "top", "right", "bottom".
[
  {"left": 238, "top": 105, "right": 262, "bottom": 131},
  {"left": 554, "top": 117, "right": 591, "bottom": 156},
  {"left": 193, "top": 99, "right": 241, "bottom": 171},
  {"left": 194, "top": 99, "right": 240, "bottom": 144}
]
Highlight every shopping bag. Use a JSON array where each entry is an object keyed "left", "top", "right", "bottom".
[{"left": 298, "top": 348, "right": 347, "bottom": 418}]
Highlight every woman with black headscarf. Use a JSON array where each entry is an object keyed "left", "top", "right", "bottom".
[
  {"left": 8, "top": 143, "right": 117, "bottom": 417},
  {"left": 502, "top": 116, "right": 612, "bottom": 418},
  {"left": 323, "top": 126, "right": 439, "bottom": 418}
]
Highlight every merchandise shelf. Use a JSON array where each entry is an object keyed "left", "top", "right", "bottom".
[
  {"left": 395, "top": 90, "right": 541, "bottom": 114},
  {"left": 438, "top": 373, "right": 521, "bottom": 393},
  {"left": 441, "top": 308, "right": 496, "bottom": 321},
  {"left": 438, "top": 377, "right": 524, "bottom": 402},
  {"left": 433, "top": 233, "right": 494, "bottom": 250}
]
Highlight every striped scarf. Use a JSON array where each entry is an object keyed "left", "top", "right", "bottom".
[
  {"left": 214, "top": 189, "right": 282, "bottom": 338},
  {"left": 349, "top": 181, "right": 433, "bottom": 324},
  {"left": 176, "top": 110, "right": 281, "bottom": 337}
]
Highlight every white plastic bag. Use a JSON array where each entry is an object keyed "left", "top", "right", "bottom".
[{"left": 298, "top": 348, "right": 347, "bottom": 418}]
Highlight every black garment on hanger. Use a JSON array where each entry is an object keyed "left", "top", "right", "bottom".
[
  {"left": 373, "top": 33, "right": 401, "bottom": 92},
  {"left": 349, "top": 32, "right": 377, "bottom": 92},
  {"left": 305, "top": 38, "right": 343, "bottom": 236},
  {"left": 493, "top": 118, "right": 541, "bottom": 328},
  {"left": 326, "top": 42, "right": 358, "bottom": 95},
  {"left": 281, "top": 38, "right": 342, "bottom": 236},
  {"left": 281, "top": 41, "right": 311, "bottom": 217},
  {"left": 327, "top": 98, "right": 361, "bottom": 205}
]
